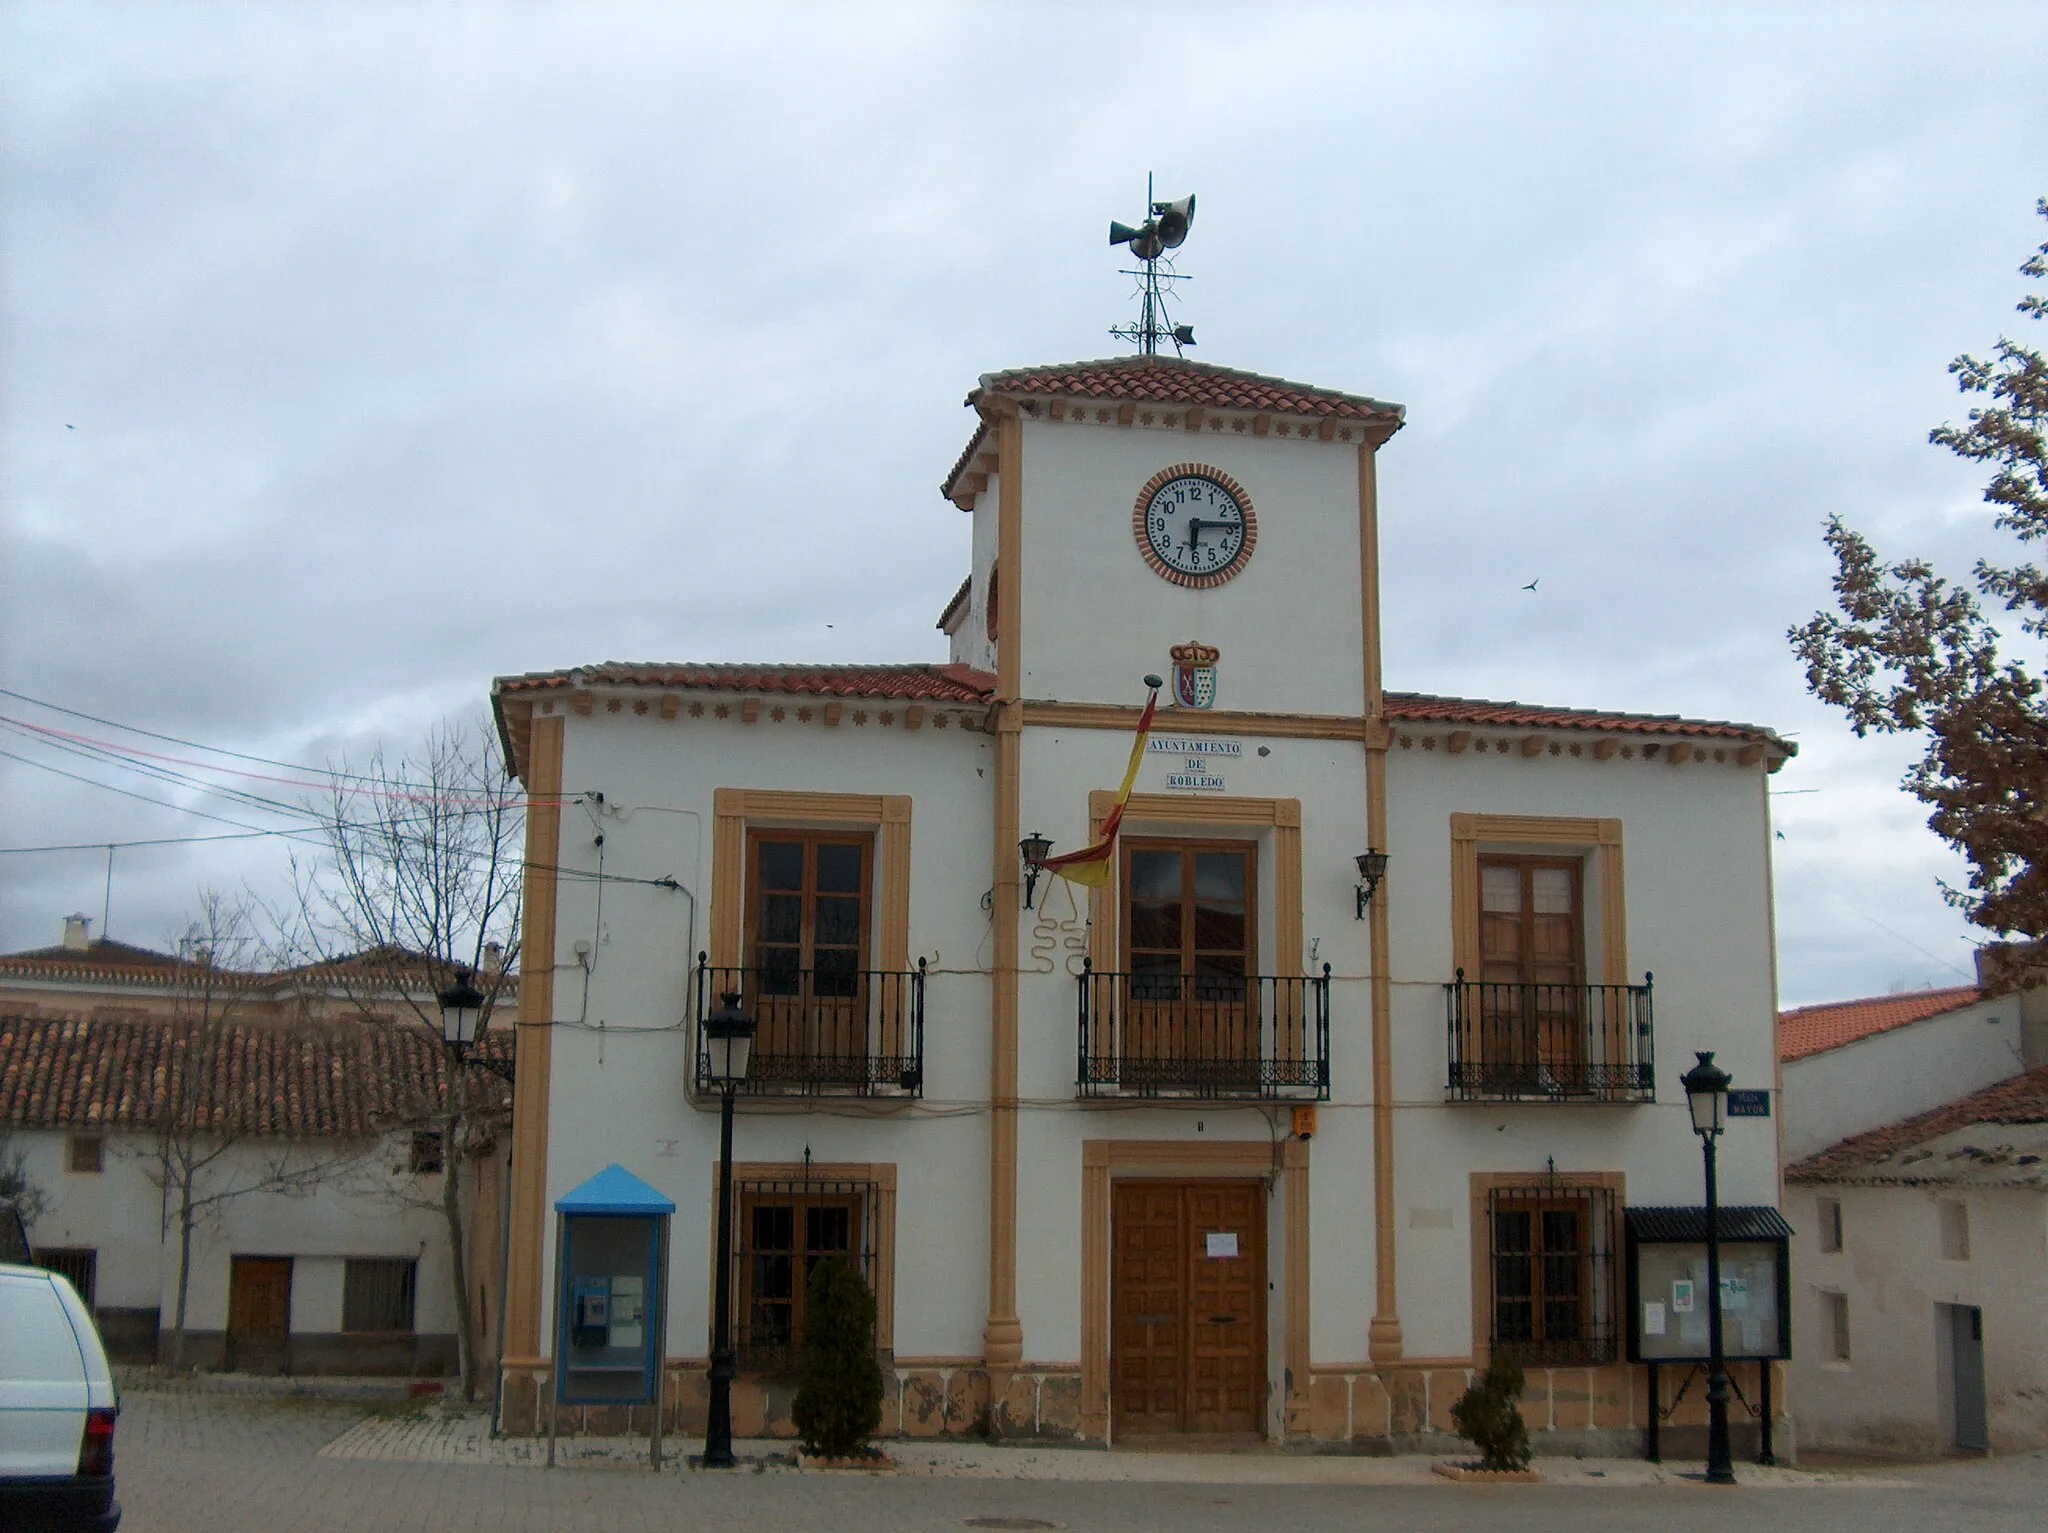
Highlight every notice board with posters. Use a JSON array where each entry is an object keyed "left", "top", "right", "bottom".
[{"left": 1624, "top": 1205, "right": 1792, "bottom": 1363}]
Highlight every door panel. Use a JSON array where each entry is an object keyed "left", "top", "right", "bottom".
[
  {"left": 1112, "top": 1180, "right": 1265, "bottom": 1437},
  {"left": 228, "top": 1256, "right": 292, "bottom": 1374},
  {"left": 1952, "top": 1305, "right": 1988, "bottom": 1451}
]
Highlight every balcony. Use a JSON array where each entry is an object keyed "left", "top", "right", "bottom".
[
  {"left": 1444, "top": 972, "right": 1654, "bottom": 1103},
  {"left": 1077, "top": 960, "right": 1331, "bottom": 1100},
  {"left": 694, "top": 959, "right": 924, "bottom": 1097}
]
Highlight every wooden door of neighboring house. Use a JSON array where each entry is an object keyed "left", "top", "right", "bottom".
[
  {"left": 227, "top": 1257, "right": 292, "bottom": 1373},
  {"left": 1111, "top": 1180, "right": 1265, "bottom": 1438}
]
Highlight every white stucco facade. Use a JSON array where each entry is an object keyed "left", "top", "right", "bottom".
[
  {"left": 494, "top": 357, "right": 1792, "bottom": 1450},
  {"left": 14, "top": 1125, "right": 462, "bottom": 1368},
  {"left": 1786, "top": 1180, "right": 2048, "bottom": 1454}
]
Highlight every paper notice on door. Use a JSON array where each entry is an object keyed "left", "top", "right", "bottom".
[
  {"left": 1741, "top": 1316, "right": 1764, "bottom": 1353},
  {"left": 1205, "top": 1231, "right": 1239, "bottom": 1259},
  {"left": 1671, "top": 1279, "right": 1695, "bottom": 1314},
  {"left": 1644, "top": 1301, "right": 1667, "bottom": 1337}
]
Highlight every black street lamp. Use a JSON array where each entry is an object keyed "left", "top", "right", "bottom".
[
  {"left": 700, "top": 991, "right": 755, "bottom": 1470},
  {"left": 437, "top": 967, "right": 515, "bottom": 1083},
  {"left": 1681, "top": 1049, "right": 1735, "bottom": 1486}
]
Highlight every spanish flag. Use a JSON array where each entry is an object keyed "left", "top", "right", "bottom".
[{"left": 1038, "top": 677, "right": 1162, "bottom": 889}]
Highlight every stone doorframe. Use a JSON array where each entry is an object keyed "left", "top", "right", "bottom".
[{"left": 1080, "top": 1137, "right": 1310, "bottom": 1443}]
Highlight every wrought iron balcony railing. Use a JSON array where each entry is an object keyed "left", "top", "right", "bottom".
[
  {"left": 1077, "top": 960, "right": 1331, "bottom": 1100},
  {"left": 694, "top": 958, "right": 924, "bottom": 1097},
  {"left": 1444, "top": 971, "right": 1654, "bottom": 1103}
]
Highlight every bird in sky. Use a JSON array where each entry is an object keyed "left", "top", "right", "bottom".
[{"left": 1521, "top": 578, "right": 1540, "bottom": 592}]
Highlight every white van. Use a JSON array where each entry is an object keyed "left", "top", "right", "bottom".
[{"left": 0, "top": 1262, "right": 121, "bottom": 1532}]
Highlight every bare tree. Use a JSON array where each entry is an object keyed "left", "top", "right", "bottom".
[
  {"left": 149, "top": 889, "right": 366, "bottom": 1370},
  {"left": 278, "top": 714, "right": 523, "bottom": 1401}
]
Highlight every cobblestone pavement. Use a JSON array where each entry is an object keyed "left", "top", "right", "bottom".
[{"left": 114, "top": 1386, "right": 2048, "bottom": 1533}]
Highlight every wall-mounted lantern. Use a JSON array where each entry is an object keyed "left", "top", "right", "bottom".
[
  {"left": 1354, "top": 850, "right": 1389, "bottom": 919},
  {"left": 1019, "top": 831, "right": 1054, "bottom": 910}
]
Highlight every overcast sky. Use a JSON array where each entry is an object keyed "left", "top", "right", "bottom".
[{"left": 3, "top": 1, "right": 2043, "bottom": 1004}]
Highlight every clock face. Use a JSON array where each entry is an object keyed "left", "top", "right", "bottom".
[{"left": 1133, "top": 466, "right": 1258, "bottom": 589}]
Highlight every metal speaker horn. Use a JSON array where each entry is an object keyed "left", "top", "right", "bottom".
[
  {"left": 1151, "top": 194, "right": 1195, "bottom": 247},
  {"left": 1109, "top": 220, "right": 1146, "bottom": 247}
]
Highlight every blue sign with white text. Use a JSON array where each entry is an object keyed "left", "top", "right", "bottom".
[{"left": 1727, "top": 1088, "right": 1771, "bottom": 1118}]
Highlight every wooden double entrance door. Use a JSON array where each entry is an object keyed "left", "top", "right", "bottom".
[{"left": 1112, "top": 1180, "right": 1266, "bottom": 1437}]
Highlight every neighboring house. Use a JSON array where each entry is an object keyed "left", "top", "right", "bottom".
[
  {"left": 488, "top": 353, "right": 1794, "bottom": 1454},
  {"left": 1783, "top": 1067, "right": 2048, "bottom": 1455},
  {"left": 0, "top": 920, "right": 513, "bottom": 1376}
]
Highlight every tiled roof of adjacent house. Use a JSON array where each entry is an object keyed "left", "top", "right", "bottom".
[
  {"left": 1384, "top": 692, "right": 1793, "bottom": 751},
  {"left": 494, "top": 662, "right": 998, "bottom": 704},
  {"left": 1778, "top": 985, "right": 1982, "bottom": 1062},
  {"left": 971, "top": 356, "right": 1407, "bottom": 424},
  {"left": 1786, "top": 1067, "right": 2048, "bottom": 1187},
  {"left": 0, "top": 1011, "right": 512, "bottom": 1138}
]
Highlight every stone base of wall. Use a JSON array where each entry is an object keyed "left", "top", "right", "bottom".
[
  {"left": 499, "top": 1361, "right": 1080, "bottom": 1442},
  {"left": 1301, "top": 1361, "right": 1791, "bottom": 1459},
  {"left": 501, "top": 1357, "right": 1791, "bottom": 1459}
]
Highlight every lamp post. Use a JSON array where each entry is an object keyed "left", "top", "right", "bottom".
[
  {"left": 700, "top": 991, "right": 755, "bottom": 1469},
  {"left": 1353, "top": 849, "right": 1389, "bottom": 919},
  {"left": 1681, "top": 1049, "right": 1734, "bottom": 1485},
  {"left": 1019, "top": 832, "right": 1053, "bottom": 911},
  {"left": 437, "top": 967, "right": 515, "bottom": 1082}
]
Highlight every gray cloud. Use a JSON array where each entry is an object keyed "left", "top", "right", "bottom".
[{"left": 4, "top": 1, "right": 2042, "bottom": 1001}]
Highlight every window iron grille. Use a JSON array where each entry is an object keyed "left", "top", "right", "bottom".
[
  {"left": 727, "top": 1170, "right": 879, "bottom": 1372},
  {"left": 35, "top": 1247, "right": 97, "bottom": 1309},
  {"left": 342, "top": 1258, "right": 417, "bottom": 1333},
  {"left": 1487, "top": 1177, "right": 1617, "bottom": 1366}
]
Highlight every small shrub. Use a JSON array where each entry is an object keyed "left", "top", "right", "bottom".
[
  {"left": 1450, "top": 1352, "right": 1530, "bottom": 1471},
  {"left": 790, "top": 1256, "right": 884, "bottom": 1459}
]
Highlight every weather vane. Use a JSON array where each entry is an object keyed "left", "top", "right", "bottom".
[{"left": 1109, "top": 175, "right": 1196, "bottom": 357}]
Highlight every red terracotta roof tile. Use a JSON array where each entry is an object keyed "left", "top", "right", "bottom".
[
  {"left": 1384, "top": 692, "right": 1794, "bottom": 752},
  {"left": 973, "top": 356, "right": 1405, "bottom": 424},
  {"left": 494, "top": 662, "right": 997, "bottom": 704},
  {"left": 1786, "top": 1066, "right": 2048, "bottom": 1184},
  {"left": 1778, "top": 985, "right": 1981, "bottom": 1062},
  {"left": 0, "top": 1011, "right": 511, "bottom": 1139}
]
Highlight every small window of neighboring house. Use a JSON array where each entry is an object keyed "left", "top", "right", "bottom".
[
  {"left": 1939, "top": 1200, "right": 1971, "bottom": 1262},
  {"left": 342, "top": 1258, "right": 417, "bottom": 1333},
  {"left": 1485, "top": 1182, "right": 1617, "bottom": 1366},
  {"left": 409, "top": 1131, "right": 445, "bottom": 1176},
  {"left": 1825, "top": 1291, "right": 1851, "bottom": 1361},
  {"left": 984, "top": 562, "right": 999, "bottom": 642},
  {"left": 1818, "top": 1197, "right": 1843, "bottom": 1254},
  {"left": 68, "top": 1134, "right": 105, "bottom": 1174},
  {"left": 733, "top": 1176, "right": 877, "bottom": 1371},
  {"left": 35, "top": 1247, "right": 97, "bottom": 1309}
]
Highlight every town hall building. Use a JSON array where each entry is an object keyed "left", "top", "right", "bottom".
[{"left": 488, "top": 352, "right": 1794, "bottom": 1454}]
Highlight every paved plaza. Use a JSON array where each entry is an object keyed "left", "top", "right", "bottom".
[{"left": 114, "top": 1381, "right": 2048, "bottom": 1532}]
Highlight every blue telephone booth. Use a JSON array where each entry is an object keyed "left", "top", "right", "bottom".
[{"left": 552, "top": 1164, "right": 674, "bottom": 1466}]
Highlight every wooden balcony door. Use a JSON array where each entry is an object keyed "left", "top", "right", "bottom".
[
  {"left": 1112, "top": 1180, "right": 1265, "bottom": 1437},
  {"left": 748, "top": 832, "right": 871, "bottom": 1074},
  {"left": 227, "top": 1256, "right": 292, "bottom": 1374},
  {"left": 1478, "top": 857, "right": 1584, "bottom": 1084},
  {"left": 1123, "top": 842, "right": 1257, "bottom": 1088}
]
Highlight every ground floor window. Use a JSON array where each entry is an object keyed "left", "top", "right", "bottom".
[
  {"left": 36, "top": 1246, "right": 97, "bottom": 1308},
  {"left": 342, "top": 1257, "right": 417, "bottom": 1333},
  {"left": 1486, "top": 1182, "right": 1616, "bottom": 1365},
  {"left": 731, "top": 1173, "right": 877, "bottom": 1371}
]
